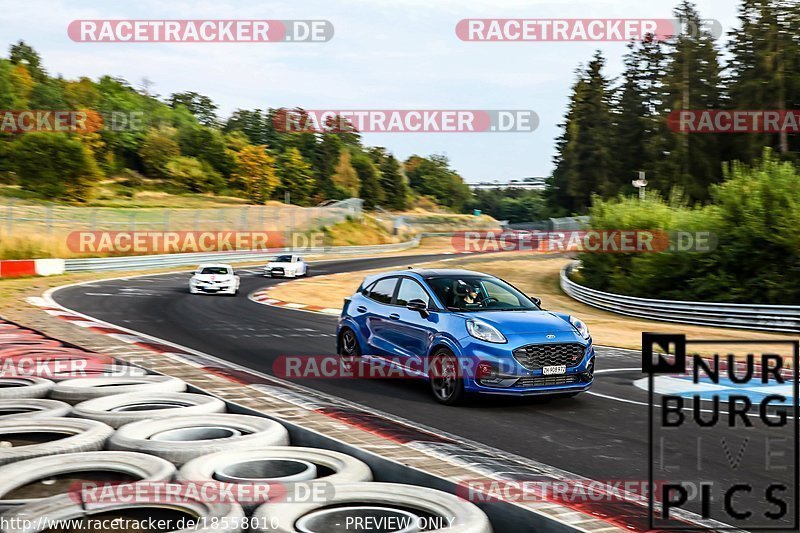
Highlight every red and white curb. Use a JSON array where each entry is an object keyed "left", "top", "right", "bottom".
[{"left": 249, "top": 279, "right": 343, "bottom": 316}]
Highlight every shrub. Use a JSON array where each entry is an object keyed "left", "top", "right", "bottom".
[{"left": 11, "top": 133, "right": 101, "bottom": 201}]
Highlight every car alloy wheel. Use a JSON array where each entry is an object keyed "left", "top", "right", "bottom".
[
  {"left": 429, "top": 349, "right": 465, "bottom": 405},
  {"left": 338, "top": 329, "right": 360, "bottom": 372}
]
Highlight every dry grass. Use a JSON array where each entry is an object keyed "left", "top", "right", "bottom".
[{"left": 269, "top": 252, "right": 797, "bottom": 354}]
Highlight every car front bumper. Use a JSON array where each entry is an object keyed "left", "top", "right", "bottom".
[
  {"left": 265, "top": 268, "right": 296, "bottom": 277},
  {"left": 459, "top": 335, "right": 595, "bottom": 396},
  {"left": 191, "top": 284, "right": 235, "bottom": 294}
]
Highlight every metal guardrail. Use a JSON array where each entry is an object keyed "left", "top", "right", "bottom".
[
  {"left": 64, "top": 238, "right": 421, "bottom": 272},
  {"left": 561, "top": 261, "right": 800, "bottom": 333}
]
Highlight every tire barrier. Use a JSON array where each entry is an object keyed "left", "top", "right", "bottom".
[
  {"left": 0, "top": 320, "right": 498, "bottom": 532},
  {"left": 0, "top": 377, "right": 54, "bottom": 399},
  {"left": 1, "top": 489, "right": 245, "bottom": 533},
  {"left": 0, "top": 418, "right": 114, "bottom": 466},
  {"left": 252, "top": 482, "right": 493, "bottom": 533},
  {"left": 178, "top": 447, "right": 373, "bottom": 510},
  {"left": 72, "top": 392, "right": 225, "bottom": 428},
  {"left": 51, "top": 375, "right": 187, "bottom": 404},
  {"left": 0, "top": 451, "right": 175, "bottom": 510},
  {"left": 108, "top": 414, "right": 291, "bottom": 466},
  {"left": 0, "top": 399, "right": 71, "bottom": 420}
]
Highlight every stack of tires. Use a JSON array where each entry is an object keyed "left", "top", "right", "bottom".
[{"left": 0, "top": 327, "right": 493, "bottom": 532}]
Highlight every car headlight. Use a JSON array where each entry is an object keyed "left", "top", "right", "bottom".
[
  {"left": 466, "top": 319, "right": 507, "bottom": 344},
  {"left": 569, "top": 315, "right": 591, "bottom": 340}
]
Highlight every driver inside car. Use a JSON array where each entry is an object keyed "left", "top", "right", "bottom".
[{"left": 455, "top": 280, "right": 484, "bottom": 307}]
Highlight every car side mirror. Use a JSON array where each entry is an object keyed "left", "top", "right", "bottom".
[
  {"left": 406, "top": 298, "right": 430, "bottom": 318},
  {"left": 530, "top": 296, "right": 542, "bottom": 306}
]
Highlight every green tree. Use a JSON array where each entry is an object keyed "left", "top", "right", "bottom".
[
  {"left": 231, "top": 144, "right": 278, "bottom": 203},
  {"left": 165, "top": 156, "right": 223, "bottom": 193},
  {"left": 225, "top": 109, "right": 277, "bottom": 147},
  {"left": 28, "top": 79, "right": 67, "bottom": 109},
  {"left": 351, "top": 151, "right": 384, "bottom": 209},
  {"left": 727, "top": 0, "right": 800, "bottom": 159},
  {"left": 550, "top": 52, "right": 614, "bottom": 213},
  {"left": 169, "top": 91, "right": 219, "bottom": 126},
  {"left": 612, "top": 39, "right": 665, "bottom": 195},
  {"left": 138, "top": 128, "right": 180, "bottom": 178},
  {"left": 177, "top": 124, "right": 234, "bottom": 176},
  {"left": 9, "top": 40, "right": 46, "bottom": 81},
  {"left": 331, "top": 148, "right": 360, "bottom": 197},
  {"left": 276, "top": 147, "right": 315, "bottom": 205},
  {"left": 371, "top": 149, "right": 409, "bottom": 210},
  {"left": 651, "top": 0, "right": 724, "bottom": 202},
  {"left": 11, "top": 133, "right": 100, "bottom": 201},
  {"left": 404, "top": 154, "right": 470, "bottom": 211},
  {"left": 0, "top": 59, "right": 20, "bottom": 108}
]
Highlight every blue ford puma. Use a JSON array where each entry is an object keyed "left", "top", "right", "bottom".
[{"left": 336, "top": 269, "right": 595, "bottom": 404}]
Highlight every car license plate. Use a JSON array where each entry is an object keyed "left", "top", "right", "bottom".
[{"left": 542, "top": 365, "right": 566, "bottom": 375}]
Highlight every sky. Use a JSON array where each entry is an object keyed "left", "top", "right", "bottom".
[{"left": 0, "top": 0, "right": 741, "bottom": 183}]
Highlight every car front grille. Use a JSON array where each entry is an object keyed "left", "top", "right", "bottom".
[
  {"left": 512, "top": 343, "right": 585, "bottom": 370},
  {"left": 515, "top": 374, "right": 579, "bottom": 387}
]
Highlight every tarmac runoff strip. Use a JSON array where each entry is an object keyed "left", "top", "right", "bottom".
[{"left": 5, "top": 273, "right": 736, "bottom": 532}]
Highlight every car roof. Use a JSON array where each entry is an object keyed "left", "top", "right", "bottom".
[
  {"left": 196, "top": 263, "right": 233, "bottom": 269},
  {"left": 366, "top": 269, "right": 492, "bottom": 283}
]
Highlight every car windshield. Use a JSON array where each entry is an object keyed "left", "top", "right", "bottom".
[
  {"left": 425, "top": 275, "right": 539, "bottom": 312},
  {"left": 274, "top": 255, "right": 292, "bottom": 263},
  {"left": 199, "top": 267, "right": 230, "bottom": 275}
]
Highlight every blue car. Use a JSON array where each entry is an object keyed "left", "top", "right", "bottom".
[{"left": 336, "top": 269, "right": 595, "bottom": 404}]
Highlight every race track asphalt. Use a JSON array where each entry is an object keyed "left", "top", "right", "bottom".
[{"left": 53, "top": 252, "right": 797, "bottom": 530}]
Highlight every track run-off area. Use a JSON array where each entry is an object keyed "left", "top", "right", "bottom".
[{"left": 51, "top": 252, "right": 796, "bottom": 531}]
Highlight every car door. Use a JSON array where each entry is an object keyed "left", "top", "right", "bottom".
[
  {"left": 360, "top": 276, "right": 399, "bottom": 358},
  {"left": 390, "top": 277, "right": 439, "bottom": 373}
]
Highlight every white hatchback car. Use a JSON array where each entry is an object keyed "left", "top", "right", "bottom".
[
  {"left": 264, "top": 254, "right": 308, "bottom": 278},
  {"left": 189, "top": 264, "right": 240, "bottom": 295}
]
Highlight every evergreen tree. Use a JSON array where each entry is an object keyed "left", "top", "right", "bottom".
[
  {"left": 276, "top": 147, "right": 315, "bottom": 205},
  {"left": 351, "top": 150, "right": 384, "bottom": 209},
  {"left": 550, "top": 52, "right": 614, "bottom": 213},
  {"left": 371, "top": 149, "right": 409, "bottom": 210},
  {"left": 727, "top": 0, "right": 800, "bottom": 159},
  {"left": 652, "top": 0, "right": 724, "bottom": 202},
  {"left": 612, "top": 39, "right": 665, "bottom": 193}
]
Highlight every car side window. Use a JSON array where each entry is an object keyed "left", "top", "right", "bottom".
[
  {"left": 483, "top": 280, "right": 519, "bottom": 305},
  {"left": 366, "top": 277, "right": 398, "bottom": 304},
  {"left": 396, "top": 278, "right": 430, "bottom": 307}
]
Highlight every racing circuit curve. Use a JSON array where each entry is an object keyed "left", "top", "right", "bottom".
[{"left": 50, "top": 252, "right": 794, "bottom": 531}]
